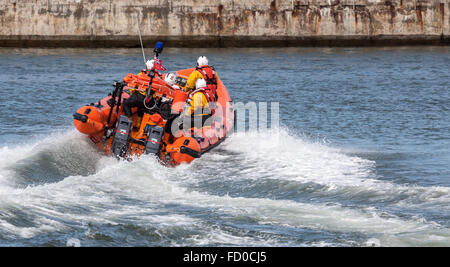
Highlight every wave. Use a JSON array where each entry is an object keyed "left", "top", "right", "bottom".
[
  {"left": 0, "top": 131, "right": 102, "bottom": 189},
  {"left": 214, "top": 129, "right": 450, "bottom": 209},
  {"left": 0, "top": 128, "right": 448, "bottom": 246}
]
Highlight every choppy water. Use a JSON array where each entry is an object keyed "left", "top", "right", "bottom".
[{"left": 0, "top": 47, "right": 449, "bottom": 247}]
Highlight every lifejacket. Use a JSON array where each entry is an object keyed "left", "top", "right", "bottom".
[
  {"left": 187, "top": 87, "right": 216, "bottom": 104},
  {"left": 186, "top": 87, "right": 216, "bottom": 118},
  {"left": 196, "top": 65, "right": 218, "bottom": 100}
]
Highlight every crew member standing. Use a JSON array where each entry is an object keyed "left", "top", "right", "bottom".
[{"left": 185, "top": 56, "right": 218, "bottom": 99}]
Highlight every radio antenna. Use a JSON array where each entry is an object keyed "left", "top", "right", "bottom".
[{"left": 136, "top": 16, "right": 147, "bottom": 67}]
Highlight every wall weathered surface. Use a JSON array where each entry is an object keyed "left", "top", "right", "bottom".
[{"left": 0, "top": 0, "right": 448, "bottom": 47}]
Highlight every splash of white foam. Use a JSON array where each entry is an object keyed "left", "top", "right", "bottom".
[
  {"left": 218, "top": 128, "right": 450, "bottom": 209},
  {"left": 0, "top": 128, "right": 448, "bottom": 246},
  {"left": 66, "top": 238, "right": 81, "bottom": 247}
]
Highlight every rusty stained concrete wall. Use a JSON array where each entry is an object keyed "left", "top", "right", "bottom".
[{"left": 0, "top": 0, "right": 449, "bottom": 47}]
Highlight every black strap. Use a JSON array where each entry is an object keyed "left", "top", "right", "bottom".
[
  {"left": 180, "top": 146, "right": 201, "bottom": 158},
  {"left": 73, "top": 113, "right": 88, "bottom": 123}
]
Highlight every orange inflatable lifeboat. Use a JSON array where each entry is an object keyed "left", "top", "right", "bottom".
[{"left": 73, "top": 50, "right": 234, "bottom": 167}]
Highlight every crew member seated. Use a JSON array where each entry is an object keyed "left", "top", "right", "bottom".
[
  {"left": 164, "top": 72, "right": 180, "bottom": 89},
  {"left": 181, "top": 78, "right": 217, "bottom": 129}
]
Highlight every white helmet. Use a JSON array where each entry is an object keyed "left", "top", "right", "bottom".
[
  {"left": 195, "top": 78, "right": 207, "bottom": 89},
  {"left": 197, "top": 56, "right": 209, "bottom": 67},
  {"left": 145, "top": 59, "right": 155, "bottom": 70},
  {"left": 164, "top": 72, "right": 177, "bottom": 86}
]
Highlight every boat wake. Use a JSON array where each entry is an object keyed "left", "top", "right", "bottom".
[{"left": 0, "top": 128, "right": 449, "bottom": 246}]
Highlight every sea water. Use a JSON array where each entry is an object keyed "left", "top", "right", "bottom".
[{"left": 0, "top": 47, "right": 448, "bottom": 246}]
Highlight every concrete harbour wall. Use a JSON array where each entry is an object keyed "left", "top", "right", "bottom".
[{"left": 0, "top": 0, "right": 449, "bottom": 47}]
